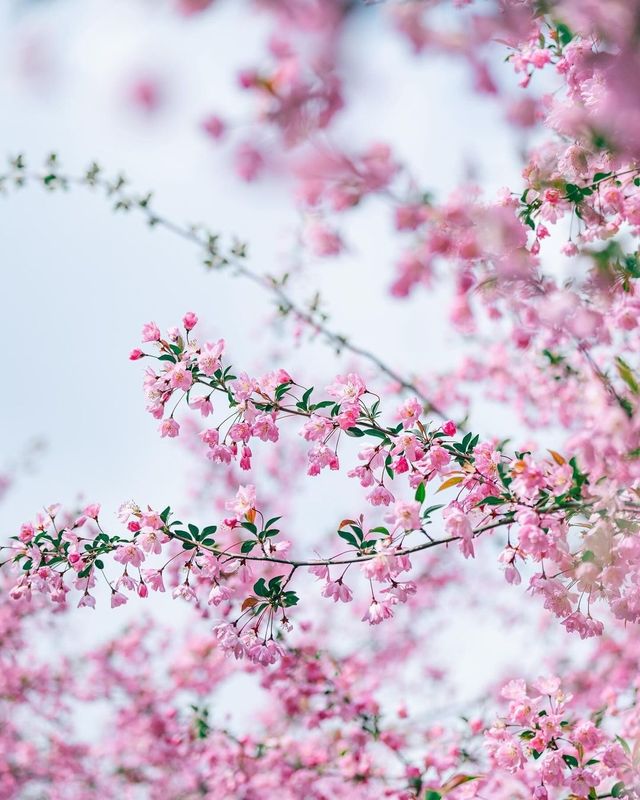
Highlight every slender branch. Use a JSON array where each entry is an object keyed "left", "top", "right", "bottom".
[
  {"left": 1, "top": 157, "right": 448, "bottom": 420},
  {"left": 165, "top": 518, "right": 509, "bottom": 568}
]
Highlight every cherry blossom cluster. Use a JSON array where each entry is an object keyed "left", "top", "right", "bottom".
[
  {"left": 2, "top": 563, "right": 639, "bottom": 799},
  {"left": 6, "top": 0, "right": 640, "bottom": 796},
  {"left": 486, "top": 676, "right": 636, "bottom": 799}
]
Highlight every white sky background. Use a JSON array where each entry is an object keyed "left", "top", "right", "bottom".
[{"left": 0, "top": 0, "right": 581, "bottom": 728}]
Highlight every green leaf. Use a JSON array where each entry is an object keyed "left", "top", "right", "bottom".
[
  {"left": 362, "top": 428, "right": 389, "bottom": 440},
  {"left": 283, "top": 591, "right": 299, "bottom": 607},
  {"left": 555, "top": 21, "right": 574, "bottom": 45},
  {"left": 565, "top": 183, "right": 584, "bottom": 204},
  {"left": 338, "top": 530, "right": 359, "bottom": 548},
  {"left": 542, "top": 348, "right": 565, "bottom": 366},
  {"left": 423, "top": 504, "right": 444, "bottom": 517},
  {"left": 241, "top": 521, "right": 258, "bottom": 535},
  {"left": 160, "top": 506, "right": 171, "bottom": 523},
  {"left": 297, "top": 386, "right": 313, "bottom": 411},
  {"left": 415, "top": 483, "right": 426, "bottom": 503},
  {"left": 611, "top": 781, "right": 625, "bottom": 797},
  {"left": 618, "top": 396, "right": 634, "bottom": 419},
  {"left": 253, "top": 578, "right": 269, "bottom": 597},
  {"left": 616, "top": 356, "right": 639, "bottom": 395},
  {"left": 188, "top": 523, "right": 200, "bottom": 539},
  {"left": 424, "top": 792, "right": 441, "bottom": 800},
  {"left": 592, "top": 171, "right": 612, "bottom": 183},
  {"left": 616, "top": 735, "right": 631, "bottom": 755},
  {"left": 562, "top": 754, "right": 579, "bottom": 768},
  {"left": 311, "top": 400, "right": 335, "bottom": 411},
  {"left": 346, "top": 427, "right": 365, "bottom": 437},
  {"left": 275, "top": 381, "right": 292, "bottom": 400},
  {"left": 201, "top": 525, "right": 217, "bottom": 538},
  {"left": 241, "top": 540, "right": 256, "bottom": 554}
]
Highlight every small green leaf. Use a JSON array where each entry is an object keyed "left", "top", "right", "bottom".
[
  {"left": 477, "top": 495, "right": 505, "bottom": 507},
  {"left": 283, "top": 591, "right": 299, "bottom": 607},
  {"left": 241, "top": 522, "right": 258, "bottom": 535},
  {"left": 254, "top": 578, "right": 269, "bottom": 597},
  {"left": 616, "top": 356, "right": 639, "bottom": 395},
  {"left": 362, "top": 428, "right": 389, "bottom": 440},
  {"left": 338, "top": 530, "right": 359, "bottom": 548},
  {"left": 423, "top": 504, "right": 444, "bottom": 517}
]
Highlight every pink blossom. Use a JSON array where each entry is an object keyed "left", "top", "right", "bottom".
[
  {"left": 201, "top": 114, "right": 225, "bottom": 139},
  {"left": 138, "top": 528, "right": 169, "bottom": 554},
  {"left": 226, "top": 484, "right": 256, "bottom": 517},
  {"left": 321, "top": 580, "right": 353, "bottom": 603},
  {"left": 366, "top": 485, "right": 394, "bottom": 506},
  {"left": 198, "top": 339, "right": 225, "bottom": 376},
  {"left": 442, "top": 420, "right": 457, "bottom": 436},
  {"left": 77, "top": 593, "right": 96, "bottom": 609},
  {"left": 83, "top": 503, "right": 101, "bottom": 519},
  {"left": 172, "top": 584, "right": 198, "bottom": 603},
  {"left": 387, "top": 500, "right": 421, "bottom": 531},
  {"left": 362, "top": 599, "right": 394, "bottom": 625},
  {"left": 326, "top": 373, "right": 366, "bottom": 405},
  {"left": 113, "top": 543, "right": 145, "bottom": 568},
  {"left": 159, "top": 419, "right": 180, "bottom": 438},
  {"left": 167, "top": 363, "right": 193, "bottom": 391},
  {"left": 230, "top": 372, "right": 257, "bottom": 402},
  {"left": 182, "top": 311, "right": 198, "bottom": 331},
  {"left": 141, "top": 569, "right": 165, "bottom": 593},
  {"left": 397, "top": 396, "right": 422, "bottom": 428},
  {"left": 110, "top": 591, "right": 128, "bottom": 608},
  {"left": 141, "top": 321, "right": 161, "bottom": 342}
]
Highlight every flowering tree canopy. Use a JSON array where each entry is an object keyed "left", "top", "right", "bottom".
[{"left": 4, "top": 0, "right": 640, "bottom": 798}]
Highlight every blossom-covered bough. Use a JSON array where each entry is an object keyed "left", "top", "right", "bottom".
[{"left": 4, "top": 0, "right": 640, "bottom": 797}]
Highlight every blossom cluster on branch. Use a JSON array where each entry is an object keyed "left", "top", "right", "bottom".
[{"left": 5, "top": 0, "right": 640, "bottom": 797}]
